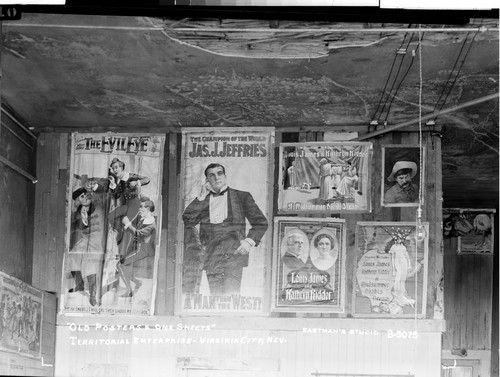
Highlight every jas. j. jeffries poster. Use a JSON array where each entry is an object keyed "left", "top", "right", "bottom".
[
  {"left": 178, "top": 128, "right": 274, "bottom": 315},
  {"left": 62, "top": 133, "right": 165, "bottom": 316}
]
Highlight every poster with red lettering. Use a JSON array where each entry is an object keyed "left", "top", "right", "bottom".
[
  {"left": 62, "top": 133, "right": 165, "bottom": 315},
  {"left": 178, "top": 128, "right": 274, "bottom": 315},
  {"left": 353, "top": 222, "right": 428, "bottom": 317},
  {"left": 272, "top": 217, "right": 346, "bottom": 313},
  {"left": 278, "top": 142, "right": 372, "bottom": 213}
]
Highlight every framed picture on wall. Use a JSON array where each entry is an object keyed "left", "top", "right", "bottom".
[
  {"left": 381, "top": 145, "right": 425, "bottom": 207},
  {"left": 278, "top": 142, "right": 373, "bottom": 213},
  {"left": 353, "top": 222, "right": 428, "bottom": 317},
  {"left": 443, "top": 208, "right": 495, "bottom": 255},
  {"left": 272, "top": 217, "right": 346, "bottom": 313},
  {"left": 177, "top": 127, "right": 275, "bottom": 315}
]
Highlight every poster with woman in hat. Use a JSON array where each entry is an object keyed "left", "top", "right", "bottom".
[{"left": 381, "top": 145, "right": 424, "bottom": 207}]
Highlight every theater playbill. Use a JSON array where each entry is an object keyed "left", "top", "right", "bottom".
[
  {"left": 278, "top": 142, "right": 372, "bottom": 213},
  {"left": 272, "top": 217, "right": 346, "bottom": 313}
]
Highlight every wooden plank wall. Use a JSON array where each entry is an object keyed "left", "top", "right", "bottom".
[
  {"left": 0, "top": 107, "right": 36, "bottom": 283},
  {"left": 32, "top": 133, "right": 69, "bottom": 294},
  {"left": 442, "top": 236, "right": 493, "bottom": 351}
]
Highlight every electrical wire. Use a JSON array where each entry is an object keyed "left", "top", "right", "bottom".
[
  {"left": 377, "top": 32, "right": 416, "bottom": 123},
  {"left": 430, "top": 20, "right": 483, "bottom": 122},
  {"left": 370, "top": 24, "right": 413, "bottom": 123},
  {"left": 383, "top": 35, "right": 426, "bottom": 124}
]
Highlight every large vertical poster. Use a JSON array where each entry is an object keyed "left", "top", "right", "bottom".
[
  {"left": 0, "top": 272, "right": 43, "bottom": 358},
  {"left": 62, "top": 133, "right": 165, "bottom": 315},
  {"left": 178, "top": 128, "right": 274, "bottom": 315}
]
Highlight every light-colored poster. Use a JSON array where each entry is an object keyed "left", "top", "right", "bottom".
[
  {"left": 62, "top": 133, "right": 165, "bottom": 315},
  {"left": 278, "top": 142, "right": 372, "bottom": 213},
  {"left": 0, "top": 271, "right": 43, "bottom": 358},
  {"left": 272, "top": 217, "right": 346, "bottom": 313},
  {"left": 178, "top": 128, "right": 274, "bottom": 315},
  {"left": 353, "top": 222, "right": 428, "bottom": 317},
  {"left": 443, "top": 208, "right": 495, "bottom": 255}
]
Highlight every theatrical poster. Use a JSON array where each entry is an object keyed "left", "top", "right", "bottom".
[
  {"left": 272, "top": 217, "right": 346, "bottom": 313},
  {"left": 381, "top": 145, "right": 424, "bottom": 207},
  {"left": 353, "top": 222, "right": 428, "bottom": 317},
  {"left": 0, "top": 271, "right": 43, "bottom": 358},
  {"left": 443, "top": 208, "right": 495, "bottom": 254},
  {"left": 278, "top": 142, "right": 372, "bottom": 213},
  {"left": 62, "top": 133, "right": 165, "bottom": 315},
  {"left": 178, "top": 128, "right": 274, "bottom": 314}
]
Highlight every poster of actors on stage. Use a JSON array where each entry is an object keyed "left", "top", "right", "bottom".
[
  {"left": 62, "top": 133, "right": 165, "bottom": 315},
  {"left": 278, "top": 142, "right": 372, "bottom": 214},
  {"left": 178, "top": 128, "right": 274, "bottom": 314},
  {"left": 443, "top": 208, "right": 495, "bottom": 255},
  {"left": 272, "top": 218, "right": 346, "bottom": 313},
  {"left": 0, "top": 271, "right": 43, "bottom": 358},
  {"left": 381, "top": 145, "right": 424, "bottom": 207},
  {"left": 353, "top": 222, "right": 428, "bottom": 317}
]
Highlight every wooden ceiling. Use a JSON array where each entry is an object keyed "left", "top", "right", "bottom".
[{"left": 0, "top": 7, "right": 498, "bottom": 209}]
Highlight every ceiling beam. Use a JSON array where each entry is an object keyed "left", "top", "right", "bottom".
[
  {"left": 355, "top": 92, "right": 499, "bottom": 141},
  {"left": 20, "top": 4, "right": 498, "bottom": 24}
]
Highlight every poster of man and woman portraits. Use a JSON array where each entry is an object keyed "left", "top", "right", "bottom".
[
  {"left": 278, "top": 142, "right": 372, "bottom": 213},
  {"left": 353, "top": 222, "right": 428, "bottom": 317},
  {"left": 178, "top": 128, "right": 274, "bottom": 315},
  {"left": 62, "top": 133, "right": 165, "bottom": 315},
  {"left": 272, "top": 217, "right": 346, "bottom": 313}
]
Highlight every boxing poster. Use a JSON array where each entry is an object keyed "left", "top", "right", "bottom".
[
  {"left": 0, "top": 271, "right": 43, "bottom": 358},
  {"left": 353, "top": 222, "right": 428, "bottom": 317},
  {"left": 178, "top": 128, "right": 274, "bottom": 315},
  {"left": 62, "top": 133, "right": 165, "bottom": 315},
  {"left": 271, "top": 217, "right": 346, "bottom": 313},
  {"left": 278, "top": 142, "right": 372, "bottom": 213}
]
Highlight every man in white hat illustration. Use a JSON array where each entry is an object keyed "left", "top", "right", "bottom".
[{"left": 384, "top": 161, "right": 419, "bottom": 204}]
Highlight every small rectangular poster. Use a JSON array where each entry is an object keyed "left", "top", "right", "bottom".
[
  {"left": 353, "top": 222, "right": 428, "bottom": 317},
  {"left": 381, "top": 145, "right": 424, "bottom": 207},
  {"left": 0, "top": 271, "right": 43, "bottom": 358},
  {"left": 62, "top": 133, "right": 165, "bottom": 315},
  {"left": 272, "top": 217, "right": 346, "bottom": 313},
  {"left": 443, "top": 208, "right": 495, "bottom": 255},
  {"left": 278, "top": 142, "right": 372, "bottom": 213},
  {"left": 178, "top": 128, "right": 274, "bottom": 315}
]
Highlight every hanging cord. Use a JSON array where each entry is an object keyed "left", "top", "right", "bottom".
[{"left": 411, "top": 25, "right": 424, "bottom": 376}]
